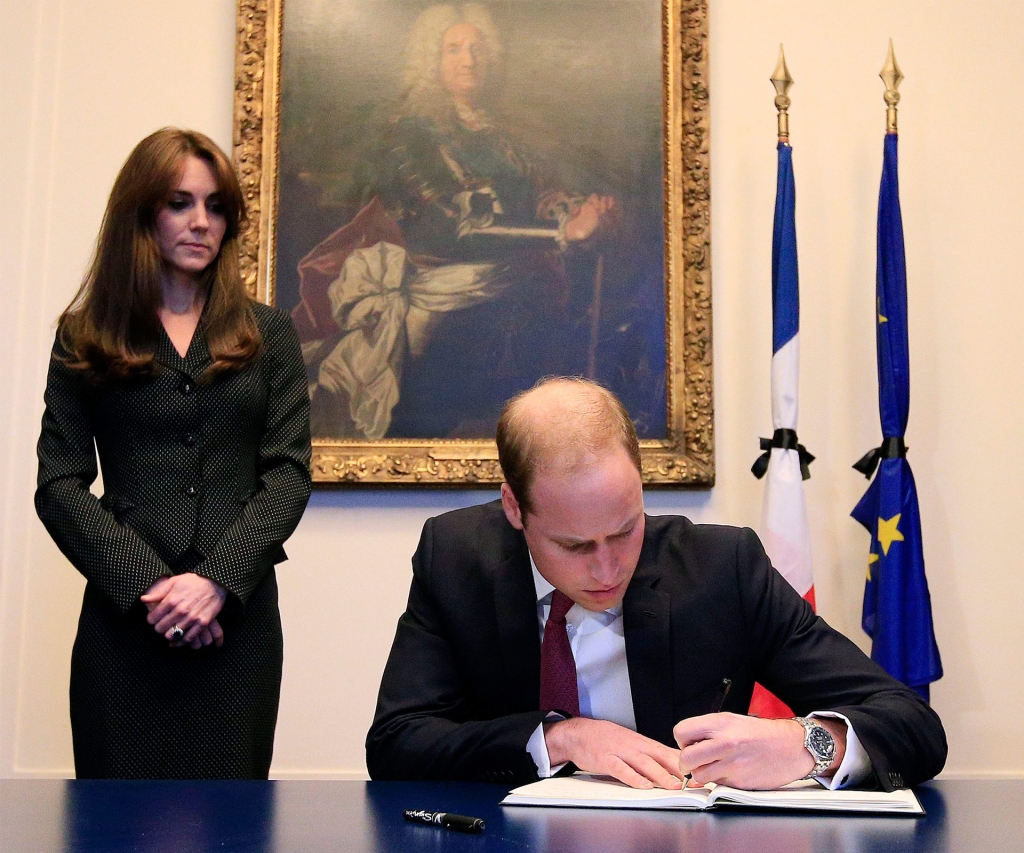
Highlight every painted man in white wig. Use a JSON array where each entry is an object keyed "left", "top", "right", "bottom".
[{"left": 295, "top": 3, "right": 617, "bottom": 439}]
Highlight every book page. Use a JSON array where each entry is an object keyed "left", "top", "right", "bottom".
[
  {"left": 707, "top": 781, "right": 923, "bottom": 814},
  {"left": 502, "top": 775, "right": 714, "bottom": 809},
  {"left": 502, "top": 775, "right": 923, "bottom": 814}
]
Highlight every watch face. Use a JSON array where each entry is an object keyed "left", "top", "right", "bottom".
[{"left": 808, "top": 725, "right": 836, "bottom": 761}]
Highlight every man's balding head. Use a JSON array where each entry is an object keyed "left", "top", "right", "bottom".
[{"left": 496, "top": 377, "right": 642, "bottom": 518}]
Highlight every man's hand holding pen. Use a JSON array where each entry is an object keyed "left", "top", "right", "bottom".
[
  {"left": 544, "top": 671, "right": 846, "bottom": 792},
  {"left": 674, "top": 714, "right": 848, "bottom": 790}
]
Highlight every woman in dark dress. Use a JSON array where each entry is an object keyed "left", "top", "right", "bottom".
[{"left": 35, "top": 128, "right": 312, "bottom": 778}]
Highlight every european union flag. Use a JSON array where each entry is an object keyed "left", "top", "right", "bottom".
[{"left": 851, "top": 133, "right": 942, "bottom": 701}]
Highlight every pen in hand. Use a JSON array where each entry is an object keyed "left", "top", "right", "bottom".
[
  {"left": 708, "top": 677, "right": 732, "bottom": 714},
  {"left": 683, "top": 677, "right": 732, "bottom": 787}
]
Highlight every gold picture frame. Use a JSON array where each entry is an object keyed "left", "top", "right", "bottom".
[{"left": 233, "top": 0, "right": 713, "bottom": 486}]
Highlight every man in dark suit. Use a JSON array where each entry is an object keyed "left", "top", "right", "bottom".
[{"left": 366, "top": 378, "right": 946, "bottom": 791}]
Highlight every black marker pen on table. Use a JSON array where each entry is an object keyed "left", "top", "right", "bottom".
[{"left": 404, "top": 809, "right": 486, "bottom": 833}]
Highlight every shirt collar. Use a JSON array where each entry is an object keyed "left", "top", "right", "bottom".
[{"left": 530, "top": 551, "right": 557, "bottom": 604}]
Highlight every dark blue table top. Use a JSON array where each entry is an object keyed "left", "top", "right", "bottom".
[{"left": 1, "top": 778, "right": 1022, "bottom": 852}]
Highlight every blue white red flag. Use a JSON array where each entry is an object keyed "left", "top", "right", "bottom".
[
  {"left": 851, "top": 133, "right": 942, "bottom": 701},
  {"left": 750, "top": 142, "right": 815, "bottom": 718}
]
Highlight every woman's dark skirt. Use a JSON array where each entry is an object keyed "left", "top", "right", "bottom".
[{"left": 69, "top": 570, "right": 283, "bottom": 779}]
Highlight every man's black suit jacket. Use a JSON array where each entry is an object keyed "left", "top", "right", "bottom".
[{"left": 367, "top": 501, "right": 946, "bottom": 790}]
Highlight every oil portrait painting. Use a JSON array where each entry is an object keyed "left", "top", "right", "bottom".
[{"left": 234, "top": 0, "right": 713, "bottom": 484}]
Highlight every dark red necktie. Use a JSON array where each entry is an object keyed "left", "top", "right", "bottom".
[{"left": 539, "top": 589, "right": 580, "bottom": 716}]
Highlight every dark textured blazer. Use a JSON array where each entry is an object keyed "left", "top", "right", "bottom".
[
  {"left": 366, "top": 501, "right": 947, "bottom": 791},
  {"left": 36, "top": 301, "right": 312, "bottom": 612}
]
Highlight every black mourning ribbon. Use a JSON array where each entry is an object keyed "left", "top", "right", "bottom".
[
  {"left": 751, "top": 428, "right": 815, "bottom": 481},
  {"left": 852, "top": 436, "right": 907, "bottom": 479}
]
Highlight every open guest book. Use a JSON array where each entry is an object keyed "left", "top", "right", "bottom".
[{"left": 501, "top": 774, "right": 923, "bottom": 815}]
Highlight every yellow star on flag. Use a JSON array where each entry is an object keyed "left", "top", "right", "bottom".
[
  {"left": 877, "top": 297, "right": 888, "bottom": 324},
  {"left": 877, "top": 513, "right": 904, "bottom": 556},
  {"left": 867, "top": 552, "right": 879, "bottom": 581}
]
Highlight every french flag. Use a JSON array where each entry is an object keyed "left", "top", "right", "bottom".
[{"left": 749, "top": 141, "right": 816, "bottom": 719}]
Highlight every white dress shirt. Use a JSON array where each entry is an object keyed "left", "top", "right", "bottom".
[{"left": 525, "top": 558, "right": 871, "bottom": 789}]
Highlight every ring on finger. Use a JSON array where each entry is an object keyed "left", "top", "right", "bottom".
[{"left": 170, "top": 625, "right": 185, "bottom": 641}]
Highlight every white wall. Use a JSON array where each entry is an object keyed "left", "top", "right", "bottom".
[{"left": 2, "top": 0, "right": 1022, "bottom": 779}]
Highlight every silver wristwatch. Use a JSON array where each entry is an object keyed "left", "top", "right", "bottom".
[{"left": 794, "top": 717, "right": 836, "bottom": 780}]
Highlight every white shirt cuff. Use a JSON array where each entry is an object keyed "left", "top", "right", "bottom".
[
  {"left": 809, "top": 711, "right": 872, "bottom": 789},
  {"left": 527, "top": 719, "right": 569, "bottom": 778}
]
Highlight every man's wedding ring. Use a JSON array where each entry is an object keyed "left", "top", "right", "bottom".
[{"left": 170, "top": 625, "right": 185, "bottom": 641}]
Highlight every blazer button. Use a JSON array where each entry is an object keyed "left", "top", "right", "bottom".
[
  {"left": 183, "top": 484, "right": 199, "bottom": 497},
  {"left": 179, "top": 379, "right": 194, "bottom": 395},
  {"left": 888, "top": 771, "right": 904, "bottom": 788},
  {"left": 182, "top": 432, "right": 198, "bottom": 447}
]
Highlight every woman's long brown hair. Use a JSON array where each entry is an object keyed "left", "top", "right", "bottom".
[{"left": 59, "top": 128, "right": 260, "bottom": 381}]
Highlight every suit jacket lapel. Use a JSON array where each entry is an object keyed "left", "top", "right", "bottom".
[
  {"left": 183, "top": 322, "right": 212, "bottom": 375},
  {"left": 624, "top": 537, "right": 675, "bottom": 745},
  {"left": 153, "top": 318, "right": 212, "bottom": 377},
  {"left": 492, "top": 533, "right": 541, "bottom": 713},
  {"left": 153, "top": 323, "right": 184, "bottom": 370}
]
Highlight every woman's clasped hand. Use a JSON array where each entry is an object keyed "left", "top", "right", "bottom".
[{"left": 141, "top": 574, "right": 227, "bottom": 649}]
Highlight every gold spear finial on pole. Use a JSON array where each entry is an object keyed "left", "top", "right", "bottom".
[
  {"left": 880, "top": 39, "right": 904, "bottom": 134},
  {"left": 770, "top": 45, "right": 794, "bottom": 143}
]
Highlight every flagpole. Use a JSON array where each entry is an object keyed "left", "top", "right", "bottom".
[
  {"left": 749, "top": 44, "right": 815, "bottom": 720},
  {"left": 851, "top": 42, "right": 943, "bottom": 700}
]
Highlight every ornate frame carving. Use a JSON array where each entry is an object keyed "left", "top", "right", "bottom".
[{"left": 233, "top": 0, "right": 713, "bottom": 486}]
